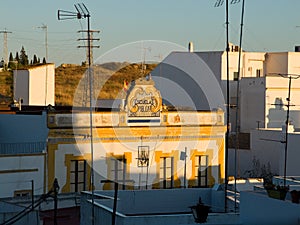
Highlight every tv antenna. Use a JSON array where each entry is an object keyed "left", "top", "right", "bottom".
[
  {"left": 0, "top": 29, "right": 12, "bottom": 66},
  {"left": 58, "top": 4, "right": 96, "bottom": 225},
  {"left": 37, "top": 24, "right": 48, "bottom": 62},
  {"left": 214, "top": 0, "right": 241, "bottom": 213}
]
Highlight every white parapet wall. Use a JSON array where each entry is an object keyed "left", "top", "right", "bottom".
[{"left": 14, "top": 63, "right": 55, "bottom": 106}]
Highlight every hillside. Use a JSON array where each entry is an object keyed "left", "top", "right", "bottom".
[
  {"left": 0, "top": 63, "right": 157, "bottom": 106},
  {"left": 0, "top": 70, "right": 13, "bottom": 105}
]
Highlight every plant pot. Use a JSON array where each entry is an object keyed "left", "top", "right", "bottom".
[
  {"left": 267, "top": 189, "right": 287, "bottom": 200},
  {"left": 190, "top": 204, "right": 210, "bottom": 223},
  {"left": 290, "top": 190, "right": 300, "bottom": 204}
]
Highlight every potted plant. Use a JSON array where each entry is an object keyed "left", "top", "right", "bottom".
[
  {"left": 290, "top": 190, "right": 300, "bottom": 204},
  {"left": 189, "top": 198, "right": 210, "bottom": 223},
  {"left": 264, "top": 182, "right": 289, "bottom": 200}
]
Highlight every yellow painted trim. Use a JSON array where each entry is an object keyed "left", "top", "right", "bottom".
[
  {"left": 48, "top": 126, "right": 226, "bottom": 145},
  {"left": 61, "top": 153, "right": 91, "bottom": 193},
  {"left": 216, "top": 138, "right": 225, "bottom": 183},
  {"left": 103, "top": 152, "right": 132, "bottom": 190},
  {"left": 47, "top": 143, "right": 58, "bottom": 192},
  {"left": 188, "top": 149, "right": 215, "bottom": 187},
  {"left": 152, "top": 150, "right": 181, "bottom": 189}
]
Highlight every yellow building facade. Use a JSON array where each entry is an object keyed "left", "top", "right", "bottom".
[{"left": 47, "top": 78, "right": 226, "bottom": 193}]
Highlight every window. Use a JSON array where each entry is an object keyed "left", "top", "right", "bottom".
[
  {"left": 159, "top": 157, "right": 174, "bottom": 189},
  {"left": 256, "top": 69, "right": 262, "bottom": 77},
  {"left": 233, "top": 72, "right": 239, "bottom": 81},
  {"left": 248, "top": 67, "right": 252, "bottom": 75},
  {"left": 70, "top": 160, "right": 87, "bottom": 192},
  {"left": 14, "top": 190, "right": 31, "bottom": 198},
  {"left": 195, "top": 155, "right": 208, "bottom": 187},
  {"left": 110, "top": 156, "right": 127, "bottom": 190}
]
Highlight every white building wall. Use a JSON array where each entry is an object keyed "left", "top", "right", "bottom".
[
  {"left": 151, "top": 52, "right": 225, "bottom": 111},
  {"left": 229, "top": 128, "right": 300, "bottom": 178},
  {"left": 250, "top": 129, "right": 283, "bottom": 176},
  {"left": 29, "top": 64, "right": 55, "bottom": 106},
  {"left": 220, "top": 51, "right": 265, "bottom": 81},
  {"left": 265, "top": 52, "right": 289, "bottom": 75},
  {"left": 265, "top": 52, "right": 300, "bottom": 75},
  {"left": 0, "top": 155, "right": 45, "bottom": 198},
  {"left": 243, "top": 52, "right": 265, "bottom": 77},
  {"left": 221, "top": 52, "right": 240, "bottom": 81},
  {"left": 250, "top": 129, "right": 300, "bottom": 177},
  {"left": 196, "top": 51, "right": 223, "bottom": 83},
  {"left": 266, "top": 76, "right": 300, "bottom": 129},
  {"left": 14, "top": 70, "right": 29, "bottom": 105},
  {"left": 287, "top": 52, "right": 300, "bottom": 74},
  {"left": 240, "top": 191, "right": 300, "bottom": 225},
  {"left": 240, "top": 78, "right": 265, "bottom": 132},
  {"left": 228, "top": 148, "right": 253, "bottom": 178},
  {"left": 14, "top": 64, "right": 55, "bottom": 106},
  {"left": 54, "top": 138, "right": 222, "bottom": 191}
]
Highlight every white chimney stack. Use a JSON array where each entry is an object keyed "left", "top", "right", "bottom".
[{"left": 188, "top": 42, "right": 194, "bottom": 52}]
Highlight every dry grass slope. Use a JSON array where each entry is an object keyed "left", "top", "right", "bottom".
[
  {"left": 55, "top": 63, "right": 156, "bottom": 106},
  {"left": 0, "top": 71, "right": 13, "bottom": 104},
  {"left": 0, "top": 63, "right": 157, "bottom": 106}
]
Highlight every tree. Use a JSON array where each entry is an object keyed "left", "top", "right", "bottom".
[
  {"left": 8, "top": 52, "right": 15, "bottom": 69},
  {"left": 19, "top": 46, "right": 29, "bottom": 66},
  {"left": 9, "top": 52, "right": 13, "bottom": 62},
  {"left": 42, "top": 57, "right": 46, "bottom": 64},
  {"left": 15, "top": 52, "right": 19, "bottom": 62},
  {"left": 33, "top": 54, "right": 38, "bottom": 64}
]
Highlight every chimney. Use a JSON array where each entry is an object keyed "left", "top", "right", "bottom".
[{"left": 188, "top": 42, "right": 194, "bottom": 52}]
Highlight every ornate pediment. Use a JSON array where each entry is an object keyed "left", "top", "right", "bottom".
[{"left": 125, "top": 77, "right": 162, "bottom": 125}]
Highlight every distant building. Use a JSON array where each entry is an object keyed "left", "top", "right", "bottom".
[
  {"left": 151, "top": 47, "right": 300, "bottom": 133},
  {"left": 14, "top": 63, "right": 55, "bottom": 106},
  {"left": 240, "top": 75, "right": 300, "bottom": 132}
]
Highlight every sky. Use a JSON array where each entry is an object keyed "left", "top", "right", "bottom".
[{"left": 1, "top": 0, "right": 300, "bottom": 66}]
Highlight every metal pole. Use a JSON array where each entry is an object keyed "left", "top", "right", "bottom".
[
  {"left": 224, "top": 0, "right": 229, "bottom": 213},
  {"left": 284, "top": 76, "right": 291, "bottom": 187},
  {"left": 184, "top": 147, "right": 187, "bottom": 188},
  {"left": 31, "top": 180, "right": 34, "bottom": 211},
  {"left": 87, "top": 14, "right": 95, "bottom": 225},
  {"left": 45, "top": 25, "right": 48, "bottom": 62},
  {"left": 234, "top": 0, "right": 245, "bottom": 212},
  {"left": 112, "top": 182, "right": 118, "bottom": 225},
  {"left": 53, "top": 179, "right": 58, "bottom": 225}
]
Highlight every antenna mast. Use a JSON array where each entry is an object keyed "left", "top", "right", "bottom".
[
  {"left": 0, "top": 29, "right": 12, "bottom": 65},
  {"left": 78, "top": 30, "right": 100, "bottom": 65},
  {"left": 37, "top": 24, "right": 48, "bottom": 62},
  {"left": 214, "top": 0, "right": 241, "bottom": 213}
]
